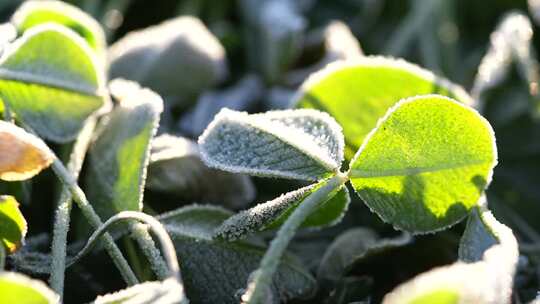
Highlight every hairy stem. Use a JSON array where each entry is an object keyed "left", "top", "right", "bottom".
[
  {"left": 68, "top": 211, "right": 182, "bottom": 281},
  {"left": 130, "top": 223, "right": 170, "bottom": 279},
  {"left": 50, "top": 156, "right": 139, "bottom": 285},
  {"left": 17, "top": 121, "right": 138, "bottom": 286},
  {"left": 49, "top": 118, "right": 96, "bottom": 297},
  {"left": 242, "top": 173, "right": 348, "bottom": 304},
  {"left": 7, "top": 108, "right": 137, "bottom": 286}
]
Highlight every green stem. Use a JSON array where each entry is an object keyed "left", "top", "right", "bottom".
[
  {"left": 68, "top": 211, "right": 181, "bottom": 281},
  {"left": 16, "top": 121, "right": 138, "bottom": 286},
  {"left": 130, "top": 223, "right": 170, "bottom": 280},
  {"left": 242, "top": 173, "right": 348, "bottom": 304},
  {"left": 0, "top": 245, "right": 5, "bottom": 270},
  {"left": 49, "top": 118, "right": 97, "bottom": 297},
  {"left": 50, "top": 156, "right": 139, "bottom": 285}
]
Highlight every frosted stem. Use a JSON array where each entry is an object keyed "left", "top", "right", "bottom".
[
  {"left": 68, "top": 211, "right": 182, "bottom": 281},
  {"left": 0, "top": 245, "right": 5, "bottom": 270},
  {"left": 18, "top": 121, "right": 139, "bottom": 286},
  {"left": 242, "top": 173, "right": 348, "bottom": 304},
  {"left": 49, "top": 118, "right": 96, "bottom": 298},
  {"left": 130, "top": 223, "right": 170, "bottom": 279}
]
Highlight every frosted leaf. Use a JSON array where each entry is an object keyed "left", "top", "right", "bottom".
[
  {"left": 86, "top": 79, "right": 163, "bottom": 220},
  {"left": 178, "top": 75, "right": 263, "bottom": 137},
  {"left": 198, "top": 108, "right": 344, "bottom": 181},
  {"left": 317, "top": 228, "right": 411, "bottom": 284},
  {"left": 157, "top": 204, "right": 316, "bottom": 303},
  {"left": 240, "top": 0, "right": 305, "bottom": 82},
  {"left": 93, "top": 278, "right": 186, "bottom": 304},
  {"left": 215, "top": 180, "right": 349, "bottom": 241},
  {"left": 472, "top": 12, "right": 540, "bottom": 111},
  {"left": 147, "top": 135, "right": 256, "bottom": 209},
  {"left": 383, "top": 204, "right": 518, "bottom": 304},
  {"left": 108, "top": 16, "right": 227, "bottom": 107}
]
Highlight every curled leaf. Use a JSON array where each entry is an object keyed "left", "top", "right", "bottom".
[
  {"left": 0, "top": 271, "right": 59, "bottom": 304},
  {"left": 293, "top": 56, "right": 473, "bottom": 160},
  {"left": 215, "top": 180, "right": 349, "bottom": 241},
  {"left": 86, "top": 79, "right": 162, "bottom": 220},
  {"left": 11, "top": 0, "right": 106, "bottom": 52},
  {"left": 0, "top": 24, "right": 106, "bottom": 142},
  {"left": 147, "top": 134, "right": 256, "bottom": 209},
  {"left": 0, "top": 121, "right": 52, "bottom": 181},
  {"left": 383, "top": 204, "right": 518, "bottom": 304},
  {"left": 350, "top": 95, "right": 497, "bottom": 233},
  {"left": 0, "top": 195, "right": 27, "bottom": 253},
  {"left": 198, "top": 108, "right": 344, "bottom": 181}
]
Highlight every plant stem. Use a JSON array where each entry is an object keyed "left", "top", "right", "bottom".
[
  {"left": 50, "top": 156, "right": 139, "bottom": 286},
  {"left": 0, "top": 245, "right": 5, "bottom": 270},
  {"left": 68, "top": 211, "right": 182, "bottom": 281},
  {"left": 242, "top": 173, "right": 348, "bottom": 304},
  {"left": 130, "top": 223, "right": 170, "bottom": 280},
  {"left": 49, "top": 118, "right": 96, "bottom": 297}
]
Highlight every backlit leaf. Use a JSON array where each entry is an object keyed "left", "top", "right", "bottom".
[
  {"left": 0, "top": 195, "right": 27, "bottom": 253},
  {"left": 0, "top": 24, "right": 106, "bottom": 142},
  {"left": 11, "top": 0, "right": 106, "bottom": 52},
  {"left": 215, "top": 179, "right": 349, "bottom": 241},
  {"left": 350, "top": 95, "right": 496, "bottom": 233},
  {"left": 198, "top": 108, "right": 344, "bottom": 181},
  {"left": 293, "top": 56, "right": 473, "bottom": 160},
  {"left": 0, "top": 272, "right": 59, "bottom": 304},
  {"left": 158, "top": 205, "right": 316, "bottom": 304},
  {"left": 86, "top": 80, "right": 162, "bottom": 220},
  {"left": 0, "top": 121, "right": 52, "bottom": 181},
  {"left": 147, "top": 134, "right": 256, "bottom": 209}
]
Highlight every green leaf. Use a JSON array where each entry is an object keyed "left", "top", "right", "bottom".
[
  {"left": 0, "top": 121, "right": 52, "bottom": 181},
  {"left": 215, "top": 179, "right": 349, "bottom": 241},
  {"left": 293, "top": 56, "right": 474, "bottom": 160},
  {"left": 383, "top": 205, "right": 518, "bottom": 304},
  {"left": 349, "top": 95, "right": 496, "bottom": 233},
  {"left": 108, "top": 16, "right": 226, "bottom": 107},
  {"left": 11, "top": 0, "right": 106, "bottom": 52},
  {"left": 317, "top": 228, "right": 411, "bottom": 284},
  {"left": 158, "top": 205, "right": 316, "bottom": 304},
  {"left": 0, "top": 24, "right": 106, "bottom": 142},
  {"left": 198, "top": 108, "right": 344, "bottom": 181},
  {"left": 0, "top": 272, "right": 59, "bottom": 304},
  {"left": 86, "top": 80, "right": 162, "bottom": 220},
  {"left": 93, "top": 278, "right": 185, "bottom": 304},
  {"left": 147, "top": 134, "right": 256, "bottom": 210},
  {"left": 0, "top": 195, "right": 27, "bottom": 253}
]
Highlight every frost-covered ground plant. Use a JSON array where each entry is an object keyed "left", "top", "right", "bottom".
[{"left": 0, "top": 0, "right": 538, "bottom": 303}]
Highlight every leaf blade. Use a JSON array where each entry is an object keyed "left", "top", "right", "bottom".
[
  {"left": 198, "top": 108, "right": 344, "bottom": 181},
  {"left": 0, "top": 24, "right": 106, "bottom": 142},
  {"left": 0, "top": 196, "right": 27, "bottom": 253},
  {"left": 350, "top": 95, "right": 496, "bottom": 233}
]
